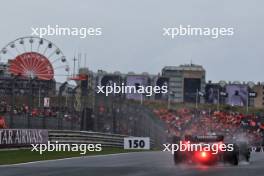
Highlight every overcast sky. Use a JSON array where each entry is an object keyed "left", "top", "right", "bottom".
[{"left": 0, "top": 0, "right": 263, "bottom": 83}]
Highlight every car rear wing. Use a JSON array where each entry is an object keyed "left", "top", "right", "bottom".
[{"left": 185, "top": 135, "right": 224, "bottom": 142}]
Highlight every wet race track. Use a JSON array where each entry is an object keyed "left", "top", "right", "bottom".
[{"left": 1, "top": 152, "right": 264, "bottom": 176}]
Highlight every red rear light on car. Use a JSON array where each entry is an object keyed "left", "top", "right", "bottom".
[
  {"left": 201, "top": 151, "right": 207, "bottom": 158},
  {"left": 195, "top": 151, "right": 211, "bottom": 161}
]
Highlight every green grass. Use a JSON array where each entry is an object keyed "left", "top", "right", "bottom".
[{"left": 0, "top": 147, "right": 141, "bottom": 165}]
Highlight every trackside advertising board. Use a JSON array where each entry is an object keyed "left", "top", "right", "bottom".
[{"left": 0, "top": 129, "right": 48, "bottom": 147}]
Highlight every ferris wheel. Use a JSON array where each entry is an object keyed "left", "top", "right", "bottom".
[{"left": 0, "top": 36, "right": 70, "bottom": 81}]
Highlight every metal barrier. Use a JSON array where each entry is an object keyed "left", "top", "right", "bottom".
[
  {"left": 48, "top": 130, "right": 155, "bottom": 148},
  {"left": 0, "top": 129, "right": 154, "bottom": 149},
  {"left": 48, "top": 130, "right": 127, "bottom": 147}
]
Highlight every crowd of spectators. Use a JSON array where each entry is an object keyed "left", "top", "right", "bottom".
[
  {"left": 0, "top": 101, "right": 80, "bottom": 129},
  {"left": 0, "top": 116, "right": 6, "bottom": 128},
  {"left": 0, "top": 101, "right": 61, "bottom": 117},
  {"left": 1, "top": 97, "right": 264, "bottom": 147},
  {"left": 0, "top": 100, "right": 80, "bottom": 116},
  {"left": 153, "top": 107, "right": 264, "bottom": 146}
]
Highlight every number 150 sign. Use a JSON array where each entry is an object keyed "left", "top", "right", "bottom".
[{"left": 124, "top": 137, "right": 150, "bottom": 150}]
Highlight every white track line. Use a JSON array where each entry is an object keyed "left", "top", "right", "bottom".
[{"left": 0, "top": 152, "right": 136, "bottom": 167}]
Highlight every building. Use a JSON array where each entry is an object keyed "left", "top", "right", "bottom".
[
  {"left": 225, "top": 83, "right": 248, "bottom": 107},
  {"left": 162, "top": 64, "right": 206, "bottom": 103},
  {"left": 253, "top": 83, "right": 264, "bottom": 108},
  {"left": 205, "top": 81, "right": 222, "bottom": 104}
]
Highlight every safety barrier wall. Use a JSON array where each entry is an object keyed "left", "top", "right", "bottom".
[
  {"left": 0, "top": 129, "right": 154, "bottom": 148},
  {"left": 48, "top": 130, "right": 128, "bottom": 147}
]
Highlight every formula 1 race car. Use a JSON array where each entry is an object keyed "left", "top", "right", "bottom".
[{"left": 172, "top": 135, "right": 251, "bottom": 165}]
